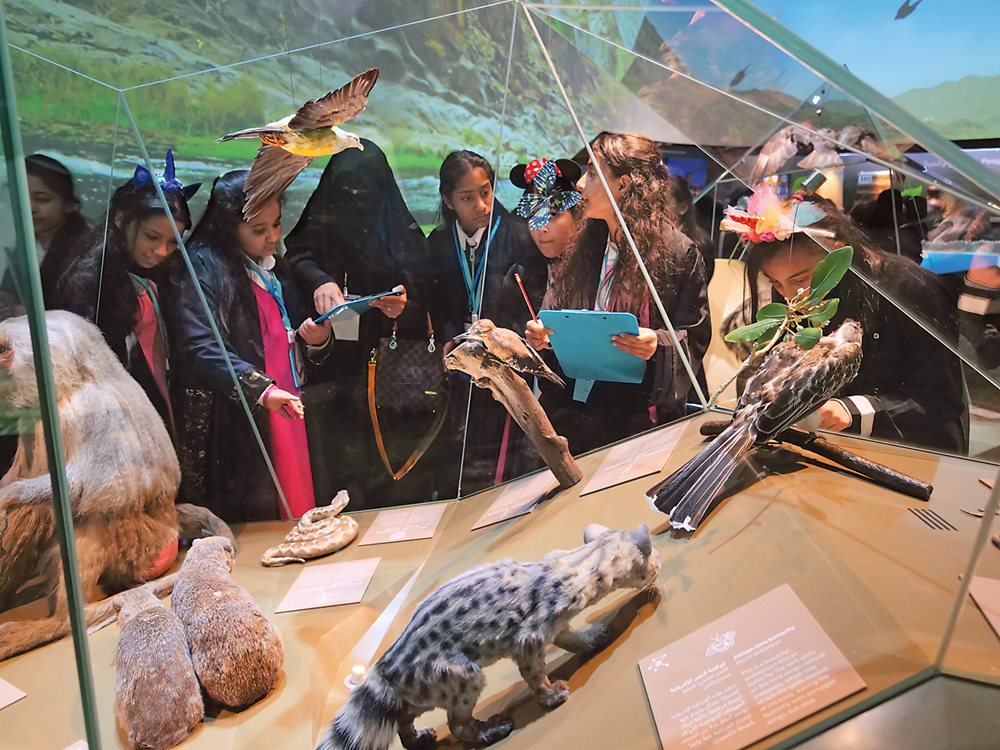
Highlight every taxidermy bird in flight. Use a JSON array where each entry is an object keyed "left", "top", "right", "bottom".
[
  {"left": 217, "top": 67, "right": 379, "bottom": 220},
  {"left": 456, "top": 319, "right": 566, "bottom": 387},
  {"left": 750, "top": 123, "right": 888, "bottom": 181},
  {"left": 895, "top": 0, "right": 923, "bottom": 20},
  {"left": 648, "top": 319, "right": 863, "bottom": 532}
]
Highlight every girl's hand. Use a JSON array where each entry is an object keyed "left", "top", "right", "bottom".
[
  {"left": 313, "top": 281, "right": 345, "bottom": 315},
  {"left": 612, "top": 327, "right": 657, "bottom": 361},
  {"left": 370, "top": 285, "right": 407, "bottom": 319},
  {"left": 298, "top": 317, "right": 331, "bottom": 346},
  {"left": 817, "top": 400, "right": 851, "bottom": 431},
  {"left": 525, "top": 318, "right": 553, "bottom": 350},
  {"left": 264, "top": 388, "right": 305, "bottom": 420}
]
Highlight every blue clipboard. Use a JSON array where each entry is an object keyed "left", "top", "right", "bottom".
[
  {"left": 539, "top": 309, "right": 646, "bottom": 384},
  {"left": 312, "top": 289, "right": 403, "bottom": 324}
]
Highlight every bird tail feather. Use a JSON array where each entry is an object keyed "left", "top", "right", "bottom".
[
  {"left": 647, "top": 413, "right": 758, "bottom": 531},
  {"left": 217, "top": 126, "right": 283, "bottom": 142}
]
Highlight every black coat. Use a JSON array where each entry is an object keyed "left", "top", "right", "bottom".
[
  {"left": 425, "top": 205, "right": 548, "bottom": 493},
  {"left": 57, "top": 253, "right": 173, "bottom": 435},
  {"left": 825, "top": 253, "right": 968, "bottom": 454},
  {"left": 166, "top": 246, "right": 315, "bottom": 522},
  {"left": 284, "top": 141, "right": 459, "bottom": 507},
  {"left": 538, "top": 224, "right": 711, "bottom": 455},
  {"left": 426, "top": 201, "right": 547, "bottom": 341}
]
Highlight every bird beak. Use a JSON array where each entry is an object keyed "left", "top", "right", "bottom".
[{"left": 453, "top": 332, "right": 470, "bottom": 343}]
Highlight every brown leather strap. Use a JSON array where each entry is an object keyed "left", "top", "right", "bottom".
[{"left": 367, "top": 355, "right": 448, "bottom": 481}]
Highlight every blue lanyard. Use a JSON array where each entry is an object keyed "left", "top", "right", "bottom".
[
  {"left": 247, "top": 262, "right": 301, "bottom": 389},
  {"left": 453, "top": 216, "right": 501, "bottom": 316}
]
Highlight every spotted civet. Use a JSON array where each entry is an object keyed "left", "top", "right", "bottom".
[{"left": 317, "top": 523, "right": 660, "bottom": 750}]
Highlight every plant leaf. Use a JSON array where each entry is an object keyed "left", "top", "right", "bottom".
[
  {"left": 725, "top": 319, "right": 780, "bottom": 343},
  {"left": 806, "top": 297, "right": 839, "bottom": 326},
  {"left": 755, "top": 302, "right": 788, "bottom": 322},
  {"left": 794, "top": 327, "right": 822, "bottom": 349},
  {"left": 808, "top": 246, "right": 853, "bottom": 303}
]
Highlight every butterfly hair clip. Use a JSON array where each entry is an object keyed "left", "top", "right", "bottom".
[
  {"left": 510, "top": 157, "right": 582, "bottom": 230},
  {"left": 131, "top": 147, "right": 202, "bottom": 201}
]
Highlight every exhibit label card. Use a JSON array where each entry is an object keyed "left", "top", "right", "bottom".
[
  {"left": 969, "top": 576, "right": 1000, "bottom": 640},
  {"left": 275, "top": 557, "right": 380, "bottom": 613},
  {"left": 638, "top": 584, "right": 864, "bottom": 750},
  {"left": 581, "top": 422, "right": 685, "bottom": 496},
  {"left": 359, "top": 503, "right": 448, "bottom": 546},
  {"left": 0, "top": 677, "right": 26, "bottom": 711},
  {"left": 471, "top": 471, "right": 556, "bottom": 530}
]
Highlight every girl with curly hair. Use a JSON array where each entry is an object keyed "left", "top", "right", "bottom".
[{"left": 526, "top": 133, "right": 711, "bottom": 454}]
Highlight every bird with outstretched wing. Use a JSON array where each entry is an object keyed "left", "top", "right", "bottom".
[
  {"left": 217, "top": 68, "right": 379, "bottom": 220},
  {"left": 648, "top": 319, "right": 863, "bottom": 531}
]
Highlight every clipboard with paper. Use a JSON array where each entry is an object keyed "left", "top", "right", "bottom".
[
  {"left": 538, "top": 310, "right": 646, "bottom": 401},
  {"left": 310, "top": 289, "right": 403, "bottom": 341}
]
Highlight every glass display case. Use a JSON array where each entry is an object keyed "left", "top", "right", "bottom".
[{"left": 2, "top": 1, "right": 1000, "bottom": 748}]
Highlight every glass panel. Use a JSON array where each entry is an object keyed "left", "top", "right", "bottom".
[{"left": 0, "top": 19, "right": 97, "bottom": 747}]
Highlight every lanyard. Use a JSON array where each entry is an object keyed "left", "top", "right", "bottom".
[
  {"left": 453, "top": 216, "right": 501, "bottom": 317},
  {"left": 129, "top": 272, "right": 168, "bottom": 364},
  {"left": 247, "top": 262, "right": 301, "bottom": 389}
]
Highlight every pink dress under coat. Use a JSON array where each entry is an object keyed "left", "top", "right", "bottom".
[{"left": 253, "top": 283, "right": 316, "bottom": 519}]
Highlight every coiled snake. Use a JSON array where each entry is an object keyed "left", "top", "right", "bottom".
[{"left": 260, "top": 490, "right": 359, "bottom": 567}]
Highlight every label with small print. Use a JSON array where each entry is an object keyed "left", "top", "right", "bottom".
[
  {"left": 581, "top": 422, "right": 685, "bottom": 496},
  {"left": 275, "top": 557, "right": 380, "bottom": 613},
  {"left": 638, "top": 584, "right": 864, "bottom": 750},
  {"left": 359, "top": 503, "right": 448, "bottom": 546},
  {"left": 471, "top": 471, "right": 557, "bottom": 530},
  {"left": 0, "top": 677, "right": 26, "bottom": 711}
]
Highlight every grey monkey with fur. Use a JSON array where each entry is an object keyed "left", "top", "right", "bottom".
[
  {"left": 171, "top": 536, "right": 284, "bottom": 709},
  {"left": 317, "top": 523, "right": 660, "bottom": 750},
  {"left": 0, "top": 312, "right": 232, "bottom": 661},
  {"left": 114, "top": 586, "right": 204, "bottom": 750}
]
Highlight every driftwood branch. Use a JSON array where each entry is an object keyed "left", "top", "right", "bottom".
[
  {"left": 479, "top": 371, "right": 583, "bottom": 489},
  {"left": 699, "top": 419, "right": 932, "bottom": 501},
  {"left": 445, "top": 343, "right": 582, "bottom": 489}
]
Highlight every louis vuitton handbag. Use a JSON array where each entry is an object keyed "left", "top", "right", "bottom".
[{"left": 367, "top": 315, "right": 449, "bottom": 480}]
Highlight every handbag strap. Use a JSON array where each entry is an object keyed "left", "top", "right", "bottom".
[{"left": 367, "top": 341, "right": 448, "bottom": 482}]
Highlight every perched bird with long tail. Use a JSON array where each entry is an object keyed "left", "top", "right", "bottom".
[
  {"left": 648, "top": 319, "right": 863, "bottom": 532},
  {"left": 217, "top": 68, "right": 379, "bottom": 220},
  {"left": 456, "top": 318, "right": 566, "bottom": 387}
]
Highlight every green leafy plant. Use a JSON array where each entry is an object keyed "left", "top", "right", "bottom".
[{"left": 711, "top": 246, "right": 854, "bottom": 406}]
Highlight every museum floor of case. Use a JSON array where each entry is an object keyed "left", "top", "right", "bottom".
[{"left": 2, "top": 410, "right": 1000, "bottom": 749}]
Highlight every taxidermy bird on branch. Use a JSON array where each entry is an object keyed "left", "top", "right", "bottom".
[
  {"left": 649, "top": 189, "right": 862, "bottom": 531},
  {"left": 455, "top": 319, "right": 566, "bottom": 387},
  {"left": 750, "top": 123, "right": 889, "bottom": 181},
  {"left": 446, "top": 319, "right": 581, "bottom": 488},
  {"left": 218, "top": 67, "right": 379, "bottom": 220},
  {"left": 649, "top": 319, "right": 863, "bottom": 531}
]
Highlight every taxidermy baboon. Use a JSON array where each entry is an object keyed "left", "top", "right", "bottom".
[{"left": 0, "top": 311, "right": 229, "bottom": 661}]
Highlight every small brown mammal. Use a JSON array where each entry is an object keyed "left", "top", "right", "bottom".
[
  {"left": 171, "top": 536, "right": 284, "bottom": 708},
  {"left": 114, "top": 586, "right": 203, "bottom": 750}
]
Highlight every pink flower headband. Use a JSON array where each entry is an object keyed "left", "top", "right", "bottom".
[{"left": 720, "top": 183, "right": 833, "bottom": 243}]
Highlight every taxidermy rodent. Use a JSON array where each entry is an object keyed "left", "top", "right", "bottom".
[
  {"left": 0, "top": 312, "right": 227, "bottom": 661},
  {"left": 171, "top": 536, "right": 283, "bottom": 709},
  {"left": 317, "top": 523, "right": 660, "bottom": 750},
  {"left": 114, "top": 586, "right": 203, "bottom": 749}
]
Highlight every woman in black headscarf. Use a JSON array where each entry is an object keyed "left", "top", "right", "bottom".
[{"left": 285, "top": 139, "right": 451, "bottom": 508}]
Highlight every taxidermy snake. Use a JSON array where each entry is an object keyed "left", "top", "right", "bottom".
[{"left": 260, "top": 490, "right": 359, "bottom": 566}]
